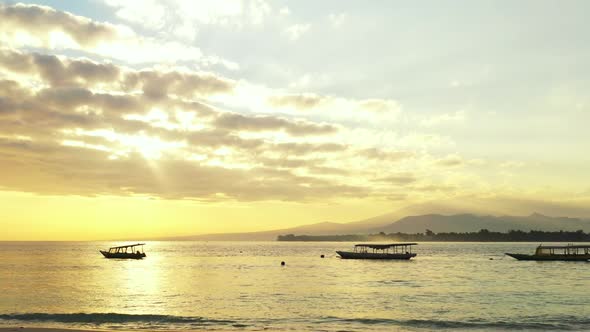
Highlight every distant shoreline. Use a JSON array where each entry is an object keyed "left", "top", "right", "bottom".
[
  {"left": 277, "top": 229, "right": 590, "bottom": 242},
  {"left": 0, "top": 328, "right": 232, "bottom": 332},
  {"left": 0, "top": 328, "right": 117, "bottom": 332}
]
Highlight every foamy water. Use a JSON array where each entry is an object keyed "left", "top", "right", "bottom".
[{"left": 1, "top": 241, "right": 589, "bottom": 331}]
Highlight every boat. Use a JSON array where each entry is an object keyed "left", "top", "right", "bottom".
[
  {"left": 336, "top": 243, "right": 417, "bottom": 260},
  {"left": 100, "top": 243, "right": 146, "bottom": 259},
  {"left": 505, "top": 244, "right": 590, "bottom": 261}
]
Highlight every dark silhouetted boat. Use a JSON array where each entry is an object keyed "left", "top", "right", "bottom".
[
  {"left": 336, "top": 243, "right": 417, "bottom": 260},
  {"left": 506, "top": 244, "right": 590, "bottom": 261},
  {"left": 100, "top": 243, "right": 146, "bottom": 259}
]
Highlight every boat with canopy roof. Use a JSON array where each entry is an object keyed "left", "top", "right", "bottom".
[
  {"left": 336, "top": 243, "right": 417, "bottom": 260},
  {"left": 505, "top": 244, "right": 590, "bottom": 261},
  {"left": 100, "top": 243, "right": 146, "bottom": 259}
]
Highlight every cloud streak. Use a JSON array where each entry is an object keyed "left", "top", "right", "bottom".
[
  {"left": 0, "top": 3, "right": 117, "bottom": 47},
  {"left": 0, "top": 3, "right": 235, "bottom": 67}
]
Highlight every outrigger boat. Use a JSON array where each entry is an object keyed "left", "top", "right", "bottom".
[
  {"left": 100, "top": 243, "right": 146, "bottom": 259},
  {"left": 505, "top": 244, "right": 590, "bottom": 261},
  {"left": 336, "top": 243, "right": 417, "bottom": 260}
]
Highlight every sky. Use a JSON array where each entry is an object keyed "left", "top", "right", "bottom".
[{"left": 1, "top": 0, "right": 590, "bottom": 240}]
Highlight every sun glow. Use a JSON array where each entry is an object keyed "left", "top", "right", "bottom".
[
  {"left": 63, "top": 128, "right": 186, "bottom": 160},
  {"left": 61, "top": 139, "right": 111, "bottom": 152},
  {"left": 118, "top": 134, "right": 186, "bottom": 159}
]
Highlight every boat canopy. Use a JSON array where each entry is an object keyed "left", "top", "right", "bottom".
[
  {"left": 538, "top": 244, "right": 590, "bottom": 249},
  {"left": 355, "top": 243, "right": 418, "bottom": 250},
  {"left": 109, "top": 243, "right": 145, "bottom": 250}
]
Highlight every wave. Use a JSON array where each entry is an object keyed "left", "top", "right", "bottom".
[
  {"left": 3, "top": 313, "right": 590, "bottom": 330},
  {"left": 323, "top": 316, "right": 590, "bottom": 330},
  {"left": 0, "top": 313, "right": 236, "bottom": 326}
]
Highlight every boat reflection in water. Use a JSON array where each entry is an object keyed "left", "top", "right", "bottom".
[
  {"left": 505, "top": 244, "right": 590, "bottom": 261},
  {"left": 100, "top": 243, "right": 146, "bottom": 259},
  {"left": 336, "top": 243, "right": 417, "bottom": 260}
]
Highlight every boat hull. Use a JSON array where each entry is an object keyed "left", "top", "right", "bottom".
[
  {"left": 336, "top": 251, "right": 416, "bottom": 260},
  {"left": 100, "top": 250, "right": 146, "bottom": 259},
  {"left": 505, "top": 253, "right": 590, "bottom": 261}
]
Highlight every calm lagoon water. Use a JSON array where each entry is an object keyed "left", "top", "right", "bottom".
[{"left": 0, "top": 241, "right": 589, "bottom": 331}]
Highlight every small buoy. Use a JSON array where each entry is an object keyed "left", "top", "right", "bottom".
[
  {"left": 320, "top": 254, "right": 325, "bottom": 258},
  {"left": 281, "top": 261, "right": 286, "bottom": 266}
]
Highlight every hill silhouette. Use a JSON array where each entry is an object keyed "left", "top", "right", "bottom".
[
  {"left": 371, "top": 213, "right": 590, "bottom": 233},
  {"left": 158, "top": 212, "right": 590, "bottom": 241}
]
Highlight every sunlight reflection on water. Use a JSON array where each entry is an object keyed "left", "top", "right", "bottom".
[{"left": 0, "top": 241, "right": 589, "bottom": 331}]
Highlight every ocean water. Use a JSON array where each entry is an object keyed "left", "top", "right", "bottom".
[{"left": 0, "top": 241, "right": 589, "bottom": 331}]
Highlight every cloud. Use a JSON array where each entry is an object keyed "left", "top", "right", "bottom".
[
  {"left": 0, "top": 45, "right": 449, "bottom": 204},
  {"left": 360, "top": 148, "right": 415, "bottom": 161},
  {"left": 411, "top": 184, "right": 456, "bottom": 192},
  {"left": 308, "top": 165, "right": 350, "bottom": 175},
  {"left": 0, "top": 137, "right": 366, "bottom": 201},
  {"left": 358, "top": 99, "right": 401, "bottom": 113},
  {"left": 105, "top": 0, "right": 168, "bottom": 30},
  {"left": 0, "top": 86, "right": 337, "bottom": 161},
  {"left": 0, "top": 84, "right": 136, "bottom": 140},
  {"left": 125, "top": 69, "right": 235, "bottom": 99},
  {"left": 285, "top": 23, "right": 311, "bottom": 41},
  {"left": 267, "top": 93, "right": 328, "bottom": 110},
  {"left": 103, "top": 0, "right": 273, "bottom": 41},
  {"left": 258, "top": 157, "right": 311, "bottom": 169},
  {"left": 375, "top": 173, "right": 418, "bottom": 185},
  {"left": 0, "top": 79, "right": 29, "bottom": 101},
  {"left": 270, "top": 142, "right": 347, "bottom": 155},
  {"left": 0, "top": 3, "right": 236, "bottom": 68},
  {"left": 0, "top": 47, "right": 337, "bottom": 144},
  {"left": 0, "top": 79, "right": 364, "bottom": 200},
  {"left": 0, "top": 45, "right": 370, "bottom": 203},
  {"left": 263, "top": 93, "right": 403, "bottom": 128},
  {"left": 36, "top": 86, "right": 142, "bottom": 116},
  {"left": 0, "top": 49, "right": 235, "bottom": 98},
  {"left": 182, "top": 129, "right": 265, "bottom": 150},
  {"left": 5, "top": 3, "right": 561, "bottom": 207},
  {"left": 0, "top": 49, "right": 120, "bottom": 87},
  {"left": 248, "top": 0, "right": 272, "bottom": 25},
  {"left": 328, "top": 13, "right": 347, "bottom": 28},
  {"left": 214, "top": 112, "right": 339, "bottom": 136},
  {"left": 0, "top": 3, "right": 117, "bottom": 47},
  {"left": 435, "top": 154, "right": 464, "bottom": 167}
]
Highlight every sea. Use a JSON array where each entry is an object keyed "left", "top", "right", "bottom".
[{"left": 0, "top": 241, "right": 589, "bottom": 331}]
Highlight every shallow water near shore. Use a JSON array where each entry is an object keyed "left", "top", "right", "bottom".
[{"left": 1, "top": 241, "right": 589, "bottom": 331}]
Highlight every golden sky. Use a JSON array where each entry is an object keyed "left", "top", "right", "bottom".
[{"left": 1, "top": 1, "right": 589, "bottom": 240}]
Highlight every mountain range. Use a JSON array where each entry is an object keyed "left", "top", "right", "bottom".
[{"left": 160, "top": 212, "right": 590, "bottom": 241}]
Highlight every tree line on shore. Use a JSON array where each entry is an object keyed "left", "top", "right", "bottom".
[{"left": 277, "top": 229, "right": 590, "bottom": 242}]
